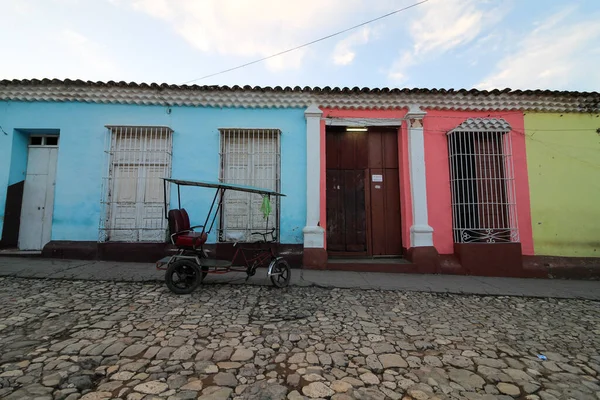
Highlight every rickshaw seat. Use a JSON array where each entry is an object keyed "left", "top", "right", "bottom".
[{"left": 168, "top": 208, "right": 207, "bottom": 248}]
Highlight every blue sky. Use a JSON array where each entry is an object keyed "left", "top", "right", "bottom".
[{"left": 2, "top": 0, "right": 600, "bottom": 91}]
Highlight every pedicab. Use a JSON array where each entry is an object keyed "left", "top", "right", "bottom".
[{"left": 155, "top": 178, "right": 291, "bottom": 294}]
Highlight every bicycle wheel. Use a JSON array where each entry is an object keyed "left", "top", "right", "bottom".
[
  {"left": 270, "top": 259, "right": 291, "bottom": 288},
  {"left": 165, "top": 259, "right": 202, "bottom": 294}
]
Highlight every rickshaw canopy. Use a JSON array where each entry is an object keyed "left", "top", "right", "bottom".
[{"left": 163, "top": 178, "right": 286, "bottom": 197}]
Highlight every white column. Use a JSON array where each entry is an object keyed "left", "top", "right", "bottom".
[
  {"left": 303, "top": 104, "right": 325, "bottom": 248},
  {"left": 405, "top": 105, "right": 434, "bottom": 247}
]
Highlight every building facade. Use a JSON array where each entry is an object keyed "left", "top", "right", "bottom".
[{"left": 1, "top": 80, "right": 599, "bottom": 277}]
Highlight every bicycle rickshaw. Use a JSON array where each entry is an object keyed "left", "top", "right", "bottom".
[{"left": 155, "top": 178, "right": 291, "bottom": 294}]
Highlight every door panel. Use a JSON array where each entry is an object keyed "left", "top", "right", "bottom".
[
  {"left": 326, "top": 170, "right": 345, "bottom": 251},
  {"left": 383, "top": 168, "right": 402, "bottom": 254},
  {"left": 19, "top": 147, "right": 57, "bottom": 250},
  {"left": 109, "top": 165, "right": 139, "bottom": 241},
  {"left": 369, "top": 168, "right": 386, "bottom": 256},
  {"left": 42, "top": 148, "right": 58, "bottom": 247},
  {"left": 19, "top": 174, "right": 47, "bottom": 250},
  {"left": 368, "top": 129, "right": 402, "bottom": 256},
  {"left": 344, "top": 170, "right": 366, "bottom": 252}
]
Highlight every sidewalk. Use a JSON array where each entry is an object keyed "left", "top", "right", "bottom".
[{"left": 0, "top": 256, "right": 599, "bottom": 300}]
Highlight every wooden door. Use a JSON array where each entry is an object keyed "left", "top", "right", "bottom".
[
  {"left": 326, "top": 127, "right": 402, "bottom": 257},
  {"left": 368, "top": 129, "right": 402, "bottom": 256},
  {"left": 19, "top": 147, "right": 58, "bottom": 250},
  {"left": 326, "top": 128, "right": 368, "bottom": 254}
]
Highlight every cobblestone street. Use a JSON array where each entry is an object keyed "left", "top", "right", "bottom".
[{"left": 0, "top": 277, "right": 599, "bottom": 400}]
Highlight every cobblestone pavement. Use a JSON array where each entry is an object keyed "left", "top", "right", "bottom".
[{"left": 0, "top": 277, "right": 599, "bottom": 400}]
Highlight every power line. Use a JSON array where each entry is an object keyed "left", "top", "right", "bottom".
[{"left": 181, "top": 0, "right": 430, "bottom": 84}]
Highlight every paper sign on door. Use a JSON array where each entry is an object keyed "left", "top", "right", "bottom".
[{"left": 372, "top": 174, "right": 383, "bottom": 182}]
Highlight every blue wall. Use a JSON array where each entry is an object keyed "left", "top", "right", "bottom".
[
  {"left": 0, "top": 101, "right": 307, "bottom": 244},
  {"left": 8, "top": 130, "right": 28, "bottom": 186}
]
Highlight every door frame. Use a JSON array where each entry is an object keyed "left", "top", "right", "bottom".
[{"left": 18, "top": 138, "right": 59, "bottom": 251}]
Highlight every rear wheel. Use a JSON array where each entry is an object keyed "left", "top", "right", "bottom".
[
  {"left": 270, "top": 259, "right": 291, "bottom": 288},
  {"left": 165, "top": 260, "right": 202, "bottom": 294}
]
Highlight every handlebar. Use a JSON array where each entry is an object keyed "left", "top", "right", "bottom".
[{"left": 250, "top": 228, "right": 277, "bottom": 243}]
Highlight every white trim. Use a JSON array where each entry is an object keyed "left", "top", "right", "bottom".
[
  {"left": 325, "top": 117, "right": 402, "bottom": 126},
  {"left": 406, "top": 106, "right": 434, "bottom": 247},
  {"left": 304, "top": 105, "right": 325, "bottom": 249}
]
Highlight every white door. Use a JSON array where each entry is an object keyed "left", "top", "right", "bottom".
[{"left": 18, "top": 147, "right": 58, "bottom": 250}]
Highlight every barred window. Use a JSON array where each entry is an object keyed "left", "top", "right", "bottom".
[
  {"left": 100, "top": 126, "right": 173, "bottom": 242},
  {"left": 219, "top": 129, "right": 281, "bottom": 242},
  {"left": 447, "top": 119, "right": 519, "bottom": 244}
]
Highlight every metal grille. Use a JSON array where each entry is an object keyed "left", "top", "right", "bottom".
[
  {"left": 219, "top": 129, "right": 281, "bottom": 242},
  {"left": 100, "top": 126, "right": 173, "bottom": 242},
  {"left": 447, "top": 130, "right": 519, "bottom": 243}
]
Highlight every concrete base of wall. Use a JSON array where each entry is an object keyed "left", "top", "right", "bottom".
[
  {"left": 41, "top": 241, "right": 304, "bottom": 267},
  {"left": 302, "top": 248, "right": 328, "bottom": 269},
  {"left": 37, "top": 240, "right": 600, "bottom": 279},
  {"left": 454, "top": 242, "right": 523, "bottom": 277},
  {"left": 406, "top": 246, "right": 441, "bottom": 274},
  {"left": 523, "top": 255, "right": 600, "bottom": 280}
]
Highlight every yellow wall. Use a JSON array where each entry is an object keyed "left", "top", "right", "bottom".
[{"left": 525, "top": 112, "right": 600, "bottom": 257}]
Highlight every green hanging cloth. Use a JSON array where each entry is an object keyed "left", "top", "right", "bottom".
[{"left": 260, "top": 195, "right": 272, "bottom": 219}]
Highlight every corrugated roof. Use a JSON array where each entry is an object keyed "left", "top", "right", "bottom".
[
  {"left": 449, "top": 118, "right": 511, "bottom": 133},
  {"left": 1, "top": 79, "right": 599, "bottom": 112}
]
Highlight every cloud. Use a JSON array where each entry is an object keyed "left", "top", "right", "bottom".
[
  {"left": 477, "top": 8, "right": 600, "bottom": 90},
  {"left": 332, "top": 27, "right": 371, "bottom": 66},
  {"left": 387, "top": 51, "right": 414, "bottom": 83},
  {"left": 130, "top": 0, "right": 368, "bottom": 72},
  {"left": 60, "top": 29, "right": 119, "bottom": 79},
  {"left": 388, "top": 0, "right": 509, "bottom": 82}
]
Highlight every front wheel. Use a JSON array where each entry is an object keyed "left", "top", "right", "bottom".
[
  {"left": 270, "top": 259, "right": 291, "bottom": 288},
  {"left": 165, "top": 260, "right": 202, "bottom": 294}
]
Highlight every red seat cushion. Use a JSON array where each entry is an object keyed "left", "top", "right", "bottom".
[
  {"left": 179, "top": 208, "right": 191, "bottom": 231},
  {"left": 168, "top": 209, "right": 185, "bottom": 234},
  {"left": 175, "top": 232, "right": 208, "bottom": 247},
  {"left": 169, "top": 208, "right": 206, "bottom": 248}
]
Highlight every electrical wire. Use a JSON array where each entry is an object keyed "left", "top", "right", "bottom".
[
  {"left": 181, "top": 0, "right": 430, "bottom": 84},
  {"left": 0, "top": 125, "right": 7, "bottom": 135}
]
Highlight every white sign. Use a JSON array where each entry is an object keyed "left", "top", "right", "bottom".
[{"left": 372, "top": 174, "right": 383, "bottom": 182}]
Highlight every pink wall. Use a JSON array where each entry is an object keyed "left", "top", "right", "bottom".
[
  {"left": 319, "top": 109, "right": 411, "bottom": 250},
  {"left": 423, "top": 110, "right": 534, "bottom": 255}
]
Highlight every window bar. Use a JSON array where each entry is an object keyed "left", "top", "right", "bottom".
[
  {"left": 490, "top": 131, "right": 497, "bottom": 232},
  {"left": 476, "top": 131, "right": 483, "bottom": 237},
  {"left": 491, "top": 131, "right": 497, "bottom": 232},
  {"left": 132, "top": 126, "right": 137, "bottom": 240},
  {"left": 482, "top": 130, "right": 490, "bottom": 237},
  {"left": 504, "top": 132, "right": 511, "bottom": 239},
  {"left": 458, "top": 132, "right": 463, "bottom": 242},
  {"left": 448, "top": 133, "right": 458, "bottom": 243},
  {"left": 448, "top": 133, "right": 456, "bottom": 242},
  {"left": 481, "top": 130, "right": 489, "bottom": 237},
  {"left": 464, "top": 132, "right": 470, "bottom": 240},
  {"left": 507, "top": 131, "right": 518, "bottom": 242},
  {"left": 142, "top": 126, "right": 148, "bottom": 238},
  {"left": 456, "top": 132, "right": 462, "bottom": 242},
  {"left": 497, "top": 132, "right": 503, "bottom": 232},
  {"left": 450, "top": 133, "right": 457, "bottom": 242}
]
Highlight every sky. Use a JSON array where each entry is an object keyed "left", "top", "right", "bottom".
[{"left": 1, "top": 0, "right": 600, "bottom": 91}]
